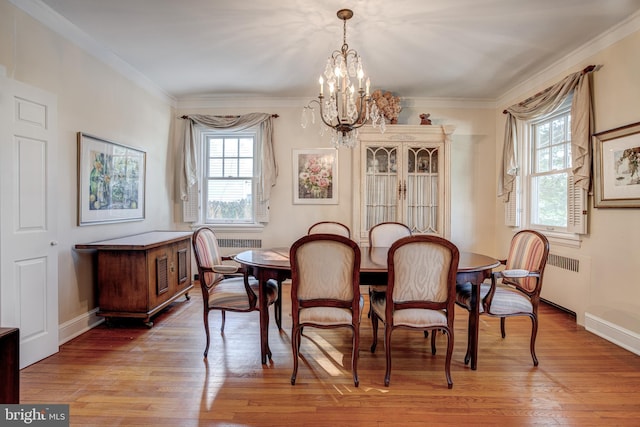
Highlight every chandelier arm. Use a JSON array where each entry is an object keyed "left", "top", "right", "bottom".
[{"left": 316, "top": 96, "right": 338, "bottom": 128}]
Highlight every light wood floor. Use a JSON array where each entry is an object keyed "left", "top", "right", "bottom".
[{"left": 20, "top": 283, "right": 640, "bottom": 426}]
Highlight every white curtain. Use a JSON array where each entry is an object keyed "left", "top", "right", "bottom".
[
  {"left": 178, "top": 113, "right": 278, "bottom": 203},
  {"left": 498, "top": 66, "right": 594, "bottom": 201}
]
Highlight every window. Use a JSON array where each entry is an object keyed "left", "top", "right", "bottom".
[
  {"left": 530, "top": 108, "right": 572, "bottom": 230},
  {"left": 204, "top": 132, "right": 256, "bottom": 224},
  {"left": 507, "top": 97, "right": 587, "bottom": 246}
]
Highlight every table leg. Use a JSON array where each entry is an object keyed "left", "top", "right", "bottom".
[
  {"left": 469, "top": 281, "right": 480, "bottom": 370},
  {"left": 457, "top": 269, "right": 491, "bottom": 371},
  {"left": 258, "top": 269, "right": 272, "bottom": 364}
]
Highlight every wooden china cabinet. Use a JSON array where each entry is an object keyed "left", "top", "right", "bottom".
[{"left": 352, "top": 124, "right": 455, "bottom": 246}]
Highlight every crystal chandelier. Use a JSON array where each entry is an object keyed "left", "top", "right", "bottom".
[{"left": 301, "top": 8, "right": 385, "bottom": 148}]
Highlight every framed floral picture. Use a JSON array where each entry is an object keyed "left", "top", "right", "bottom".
[
  {"left": 593, "top": 121, "right": 640, "bottom": 208},
  {"left": 77, "top": 132, "right": 146, "bottom": 225},
  {"left": 293, "top": 148, "right": 338, "bottom": 204}
]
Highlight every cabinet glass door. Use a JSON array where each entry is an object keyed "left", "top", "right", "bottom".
[
  {"left": 364, "top": 145, "right": 399, "bottom": 230},
  {"left": 405, "top": 146, "right": 439, "bottom": 234}
]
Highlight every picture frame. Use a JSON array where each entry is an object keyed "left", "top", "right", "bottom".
[
  {"left": 77, "top": 132, "right": 146, "bottom": 225},
  {"left": 593, "top": 121, "right": 640, "bottom": 208},
  {"left": 292, "top": 148, "right": 338, "bottom": 204}
]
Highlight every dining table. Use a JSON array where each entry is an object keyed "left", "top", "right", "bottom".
[{"left": 234, "top": 246, "right": 499, "bottom": 369}]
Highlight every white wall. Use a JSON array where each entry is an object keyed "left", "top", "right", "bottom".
[
  {"left": 173, "top": 102, "right": 497, "bottom": 255},
  {"left": 0, "top": 0, "right": 176, "bottom": 339},
  {"left": 494, "top": 24, "right": 640, "bottom": 351}
]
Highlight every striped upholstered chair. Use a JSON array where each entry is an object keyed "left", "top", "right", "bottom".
[
  {"left": 192, "top": 227, "right": 279, "bottom": 358},
  {"left": 456, "top": 230, "right": 549, "bottom": 366}
]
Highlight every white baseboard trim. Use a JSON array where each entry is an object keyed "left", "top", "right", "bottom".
[
  {"left": 584, "top": 313, "right": 640, "bottom": 356},
  {"left": 58, "top": 308, "right": 104, "bottom": 345}
]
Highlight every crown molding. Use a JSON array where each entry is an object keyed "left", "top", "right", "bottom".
[{"left": 9, "top": 0, "right": 176, "bottom": 106}]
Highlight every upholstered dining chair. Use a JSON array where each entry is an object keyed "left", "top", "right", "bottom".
[
  {"left": 370, "top": 235, "right": 459, "bottom": 388},
  {"left": 307, "top": 221, "right": 351, "bottom": 238},
  {"left": 192, "top": 227, "right": 279, "bottom": 358},
  {"left": 367, "top": 222, "right": 412, "bottom": 317},
  {"left": 455, "top": 229, "right": 550, "bottom": 366},
  {"left": 289, "top": 233, "right": 362, "bottom": 386}
]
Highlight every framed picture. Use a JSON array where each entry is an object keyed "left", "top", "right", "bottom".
[
  {"left": 593, "top": 121, "right": 640, "bottom": 208},
  {"left": 77, "top": 132, "right": 146, "bottom": 225},
  {"left": 293, "top": 148, "right": 338, "bottom": 204}
]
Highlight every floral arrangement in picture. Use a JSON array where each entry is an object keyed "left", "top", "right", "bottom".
[{"left": 298, "top": 153, "right": 333, "bottom": 199}]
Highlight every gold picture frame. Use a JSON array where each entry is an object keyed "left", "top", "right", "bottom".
[{"left": 593, "top": 121, "right": 640, "bottom": 208}]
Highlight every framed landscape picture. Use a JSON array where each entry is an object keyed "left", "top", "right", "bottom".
[
  {"left": 593, "top": 121, "right": 640, "bottom": 208},
  {"left": 292, "top": 148, "right": 338, "bottom": 204},
  {"left": 77, "top": 132, "right": 146, "bottom": 225}
]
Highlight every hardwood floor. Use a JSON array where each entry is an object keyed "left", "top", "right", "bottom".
[{"left": 20, "top": 283, "right": 640, "bottom": 426}]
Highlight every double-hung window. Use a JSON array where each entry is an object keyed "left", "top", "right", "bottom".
[
  {"left": 529, "top": 107, "right": 572, "bottom": 230},
  {"left": 204, "top": 131, "right": 256, "bottom": 224},
  {"left": 508, "top": 97, "right": 587, "bottom": 246}
]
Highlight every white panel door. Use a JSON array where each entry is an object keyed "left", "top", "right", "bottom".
[{"left": 0, "top": 74, "right": 59, "bottom": 368}]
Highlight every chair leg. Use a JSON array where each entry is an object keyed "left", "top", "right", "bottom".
[
  {"left": 370, "top": 311, "right": 379, "bottom": 353},
  {"left": 431, "top": 329, "right": 437, "bottom": 355},
  {"left": 203, "top": 309, "right": 211, "bottom": 359},
  {"left": 384, "top": 325, "right": 393, "bottom": 387},
  {"left": 291, "top": 325, "right": 301, "bottom": 385},
  {"left": 530, "top": 314, "right": 539, "bottom": 366},
  {"left": 352, "top": 325, "right": 360, "bottom": 387},
  {"left": 220, "top": 310, "right": 226, "bottom": 332},
  {"left": 276, "top": 281, "right": 283, "bottom": 330},
  {"left": 445, "top": 328, "right": 453, "bottom": 389},
  {"left": 500, "top": 317, "right": 506, "bottom": 338}
]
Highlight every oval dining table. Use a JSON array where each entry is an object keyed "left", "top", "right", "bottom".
[{"left": 234, "top": 246, "right": 499, "bottom": 369}]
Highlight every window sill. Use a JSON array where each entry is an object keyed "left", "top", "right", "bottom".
[
  {"left": 190, "top": 223, "right": 264, "bottom": 233},
  {"left": 522, "top": 228, "right": 582, "bottom": 249}
]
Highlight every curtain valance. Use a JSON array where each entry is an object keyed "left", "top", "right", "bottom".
[
  {"left": 498, "top": 65, "right": 596, "bottom": 201},
  {"left": 178, "top": 113, "right": 278, "bottom": 204}
]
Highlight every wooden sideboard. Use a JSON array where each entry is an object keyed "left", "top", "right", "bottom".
[
  {"left": 76, "top": 231, "right": 194, "bottom": 327},
  {"left": 0, "top": 327, "right": 19, "bottom": 403}
]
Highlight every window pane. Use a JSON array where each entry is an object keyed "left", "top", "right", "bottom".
[
  {"left": 206, "top": 179, "right": 253, "bottom": 221},
  {"left": 551, "top": 144, "right": 567, "bottom": 170},
  {"left": 536, "top": 148, "right": 550, "bottom": 173},
  {"left": 209, "top": 138, "right": 223, "bottom": 157},
  {"left": 238, "top": 158, "right": 253, "bottom": 177},
  {"left": 536, "top": 123, "right": 550, "bottom": 148},
  {"left": 209, "top": 158, "right": 223, "bottom": 177},
  {"left": 224, "top": 139, "right": 239, "bottom": 157},
  {"left": 532, "top": 173, "right": 567, "bottom": 227},
  {"left": 551, "top": 117, "right": 566, "bottom": 145},
  {"left": 239, "top": 138, "right": 253, "bottom": 156},
  {"left": 223, "top": 159, "right": 238, "bottom": 177}
]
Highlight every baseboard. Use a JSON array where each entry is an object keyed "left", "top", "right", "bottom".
[
  {"left": 58, "top": 307, "right": 105, "bottom": 345},
  {"left": 584, "top": 313, "right": 640, "bottom": 356}
]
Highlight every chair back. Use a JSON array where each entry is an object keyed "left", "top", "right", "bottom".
[
  {"left": 387, "top": 235, "right": 459, "bottom": 315},
  {"left": 192, "top": 227, "right": 224, "bottom": 287},
  {"left": 308, "top": 221, "right": 351, "bottom": 238},
  {"left": 369, "top": 222, "right": 411, "bottom": 247},
  {"left": 290, "top": 234, "right": 360, "bottom": 310},
  {"left": 504, "top": 230, "right": 549, "bottom": 294}
]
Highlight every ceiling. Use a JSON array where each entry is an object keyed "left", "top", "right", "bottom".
[{"left": 28, "top": 0, "right": 640, "bottom": 101}]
